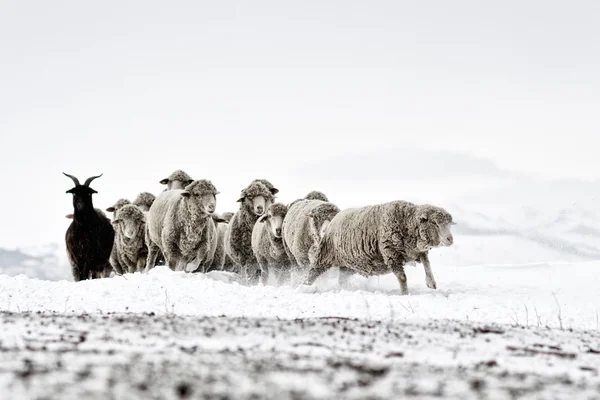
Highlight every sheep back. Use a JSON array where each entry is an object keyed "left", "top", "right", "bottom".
[{"left": 282, "top": 199, "right": 340, "bottom": 269}]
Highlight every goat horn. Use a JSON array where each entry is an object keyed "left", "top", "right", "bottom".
[
  {"left": 62, "top": 172, "right": 80, "bottom": 186},
  {"left": 83, "top": 174, "right": 103, "bottom": 187}
]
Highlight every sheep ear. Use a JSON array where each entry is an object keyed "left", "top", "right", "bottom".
[
  {"left": 257, "top": 214, "right": 268, "bottom": 223},
  {"left": 181, "top": 191, "right": 191, "bottom": 198},
  {"left": 269, "top": 188, "right": 279, "bottom": 195},
  {"left": 66, "top": 188, "right": 74, "bottom": 194},
  {"left": 159, "top": 178, "right": 169, "bottom": 185},
  {"left": 212, "top": 216, "right": 227, "bottom": 224},
  {"left": 451, "top": 221, "right": 457, "bottom": 226},
  {"left": 65, "top": 214, "right": 73, "bottom": 219},
  {"left": 236, "top": 196, "right": 245, "bottom": 203},
  {"left": 106, "top": 207, "right": 116, "bottom": 212},
  {"left": 112, "top": 219, "right": 121, "bottom": 224}
]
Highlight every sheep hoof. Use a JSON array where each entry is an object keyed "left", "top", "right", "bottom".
[
  {"left": 426, "top": 278, "right": 437, "bottom": 289},
  {"left": 295, "top": 284, "right": 318, "bottom": 294}
]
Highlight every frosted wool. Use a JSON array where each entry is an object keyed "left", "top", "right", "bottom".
[
  {"left": 224, "top": 180, "right": 277, "bottom": 284},
  {"left": 145, "top": 179, "right": 220, "bottom": 272},
  {"left": 305, "top": 201, "right": 454, "bottom": 295},
  {"left": 251, "top": 203, "right": 290, "bottom": 286},
  {"left": 110, "top": 204, "right": 148, "bottom": 275},
  {"left": 282, "top": 200, "right": 340, "bottom": 273}
]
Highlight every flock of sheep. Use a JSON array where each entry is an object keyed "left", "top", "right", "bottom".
[{"left": 63, "top": 169, "right": 455, "bottom": 295}]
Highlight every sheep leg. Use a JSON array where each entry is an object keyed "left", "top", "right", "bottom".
[
  {"left": 420, "top": 253, "right": 436, "bottom": 289},
  {"left": 257, "top": 257, "right": 269, "bottom": 286},
  {"left": 110, "top": 247, "right": 124, "bottom": 275},
  {"left": 136, "top": 258, "right": 146, "bottom": 273},
  {"left": 302, "top": 266, "right": 329, "bottom": 286},
  {"left": 244, "top": 260, "right": 261, "bottom": 286},
  {"left": 277, "top": 269, "right": 291, "bottom": 286},
  {"left": 389, "top": 263, "right": 409, "bottom": 295},
  {"left": 145, "top": 242, "right": 161, "bottom": 272}
]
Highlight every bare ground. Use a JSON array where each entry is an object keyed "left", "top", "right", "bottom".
[{"left": 1, "top": 311, "right": 599, "bottom": 399}]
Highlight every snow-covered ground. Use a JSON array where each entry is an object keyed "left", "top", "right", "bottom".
[
  {"left": 2, "top": 312, "right": 599, "bottom": 399},
  {"left": 1, "top": 258, "right": 600, "bottom": 398}
]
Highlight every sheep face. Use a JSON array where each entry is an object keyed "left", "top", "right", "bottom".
[
  {"left": 180, "top": 179, "right": 219, "bottom": 215},
  {"left": 259, "top": 203, "right": 288, "bottom": 238},
  {"left": 306, "top": 203, "right": 340, "bottom": 239},
  {"left": 237, "top": 181, "right": 275, "bottom": 216},
  {"left": 114, "top": 217, "right": 143, "bottom": 239},
  {"left": 113, "top": 205, "right": 145, "bottom": 239},
  {"left": 416, "top": 205, "right": 455, "bottom": 251}
]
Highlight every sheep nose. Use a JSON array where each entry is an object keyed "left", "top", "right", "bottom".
[
  {"left": 206, "top": 204, "right": 215, "bottom": 213},
  {"left": 275, "top": 228, "right": 282, "bottom": 236},
  {"left": 446, "top": 236, "right": 453, "bottom": 245},
  {"left": 256, "top": 206, "right": 264, "bottom": 214}
]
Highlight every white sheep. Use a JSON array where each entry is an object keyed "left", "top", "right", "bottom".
[
  {"left": 251, "top": 203, "right": 290, "bottom": 285},
  {"left": 302, "top": 201, "right": 455, "bottom": 295},
  {"left": 281, "top": 199, "right": 340, "bottom": 275},
  {"left": 110, "top": 204, "right": 148, "bottom": 274},
  {"left": 145, "top": 179, "right": 220, "bottom": 272}
]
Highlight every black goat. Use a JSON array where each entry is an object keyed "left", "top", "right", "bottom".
[{"left": 64, "top": 173, "right": 115, "bottom": 281}]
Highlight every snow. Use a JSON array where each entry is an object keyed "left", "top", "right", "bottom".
[{"left": 1, "top": 257, "right": 599, "bottom": 331}]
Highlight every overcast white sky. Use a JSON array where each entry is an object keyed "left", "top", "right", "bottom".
[{"left": 1, "top": 0, "right": 599, "bottom": 247}]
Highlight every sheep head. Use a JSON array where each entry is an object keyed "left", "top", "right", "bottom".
[
  {"left": 180, "top": 179, "right": 219, "bottom": 215},
  {"left": 112, "top": 204, "right": 145, "bottom": 239},
  {"left": 133, "top": 192, "right": 156, "bottom": 212},
  {"left": 250, "top": 179, "right": 279, "bottom": 195},
  {"left": 415, "top": 205, "right": 455, "bottom": 250},
  {"left": 106, "top": 198, "right": 131, "bottom": 213},
  {"left": 236, "top": 181, "right": 275, "bottom": 216},
  {"left": 258, "top": 203, "right": 288, "bottom": 238},
  {"left": 160, "top": 169, "right": 193, "bottom": 190},
  {"left": 304, "top": 190, "right": 328, "bottom": 202},
  {"left": 306, "top": 203, "right": 340, "bottom": 238}
]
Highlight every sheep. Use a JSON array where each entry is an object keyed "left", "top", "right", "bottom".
[
  {"left": 105, "top": 198, "right": 132, "bottom": 221},
  {"left": 251, "top": 203, "right": 291, "bottom": 285},
  {"left": 206, "top": 214, "right": 232, "bottom": 272},
  {"left": 289, "top": 190, "right": 329, "bottom": 207},
  {"left": 281, "top": 199, "right": 340, "bottom": 277},
  {"left": 218, "top": 211, "right": 234, "bottom": 223},
  {"left": 145, "top": 179, "right": 220, "bottom": 272},
  {"left": 223, "top": 180, "right": 277, "bottom": 284},
  {"left": 132, "top": 192, "right": 156, "bottom": 212},
  {"left": 301, "top": 201, "right": 455, "bottom": 295},
  {"left": 209, "top": 211, "right": 235, "bottom": 272},
  {"left": 159, "top": 169, "right": 193, "bottom": 191},
  {"left": 109, "top": 204, "right": 148, "bottom": 274},
  {"left": 63, "top": 173, "right": 115, "bottom": 281}
]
